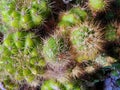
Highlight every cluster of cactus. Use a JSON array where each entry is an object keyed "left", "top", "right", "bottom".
[
  {"left": 0, "top": 0, "right": 119, "bottom": 90},
  {"left": 0, "top": 0, "right": 51, "bottom": 30},
  {"left": 58, "top": 7, "right": 105, "bottom": 62}
]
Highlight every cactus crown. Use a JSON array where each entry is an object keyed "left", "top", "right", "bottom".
[
  {"left": 70, "top": 22, "right": 104, "bottom": 62},
  {"left": 88, "top": 0, "right": 107, "bottom": 12},
  {"left": 58, "top": 7, "right": 87, "bottom": 27},
  {"left": 43, "top": 33, "right": 69, "bottom": 63}
]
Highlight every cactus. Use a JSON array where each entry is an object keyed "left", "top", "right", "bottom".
[
  {"left": 105, "top": 22, "right": 120, "bottom": 41},
  {"left": 0, "top": 0, "right": 120, "bottom": 89},
  {"left": 43, "top": 32, "right": 75, "bottom": 82},
  {"left": 0, "top": 0, "right": 51, "bottom": 30},
  {"left": 69, "top": 22, "right": 104, "bottom": 62},
  {"left": 41, "top": 79, "right": 80, "bottom": 90},
  {"left": 94, "top": 53, "right": 116, "bottom": 67},
  {"left": 43, "top": 32, "right": 72, "bottom": 67},
  {"left": 58, "top": 7, "right": 88, "bottom": 37},
  {"left": 58, "top": 7, "right": 87, "bottom": 28},
  {"left": 88, "top": 0, "right": 109, "bottom": 13},
  {"left": 41, "top": 79, "right": 65, "bottom": 90},
  {"left": 0, "top": 31, "right": 45, "bottom": 88}
]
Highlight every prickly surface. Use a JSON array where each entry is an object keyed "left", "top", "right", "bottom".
[
  {"left": 0, "top": 31, "right": 45, "bottom": 89},
  {"left": 70, "top": 22, "right": 104, "bottom": 62},
  {"left": 58, "top": 7, "right": 87, "bottom": 28},
  {"left": 88, "top": 0, "right": 107, "bottom": 13},
  {"left": 43, "top": 32, "right": 75, "bottom": 82},
  {"left": 0, "top": 0, "right": 51, "bottom": 30}
]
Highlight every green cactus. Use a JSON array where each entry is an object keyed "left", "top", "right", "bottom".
[
  {"left": 0, "top": 0, "right": 51, "bottom": 30},
  {"left": 0, "top": 31, "right": 45, "bottom": 88},
  {"left": 88, "top": 0, "right": 108, "bottom": 13},
  {"left": 43, "top": 33, "right": 71, "bottom": 66},
  {"left": 69, "top": 22, "right": 104, "bottom": 62},
  {"left": 0, "top": 0, "right": 119, "bottom": 89},
  {"left": 41, "top": 79, "right": 65, "bottom": 90},
  {"left": 43, "top": 32, "right": 74, "bottom": 82},
  {"left": 58, "top": 7, "right": 87, "bottom": 28},
  {"left": 105, "top": 22, "right": 120, "bottom": 41},
  {"left": 41, "top": 79, "right": 80, "bottom": 90}
]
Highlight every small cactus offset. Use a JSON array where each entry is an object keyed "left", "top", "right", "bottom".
[
  {"left": 43, "top": 31, "right": 73, "bottom": 67},
  {"left": 58, "top": 7, "right": 87, "bottom": 28},
  {"left": 88, "top": 0, "right": 109, "bottom": 13},
  {"left": 58, "top": 7, "right": 88, "bottom": 38},
  {"left": 105, "top": 22, "right": 120, "bottom": 42},
  {"left": 0, "top": 31, "right": 45, "bottom": 89},
  {"left": 43, "top": 31, "right": 75, "bottom": 82},
  {"left": 69, "top": 22, "right": 104, "bottom": 62},
  {"left": 0, "top": 0, "right": 51, "bottom": 30}
]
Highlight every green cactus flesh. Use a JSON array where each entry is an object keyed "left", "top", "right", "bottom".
[
  {"left": 0, "top": 31, "right": 45, "bottom": 87},
  {"left": 0, "top": 0, "right": 51, "bottom": 30},
  {"left": 41, "top": 79, "right": 80, "bottom": 90},
  {"left": 3, "top": 76, "right": 19, "bottom": 90}
]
